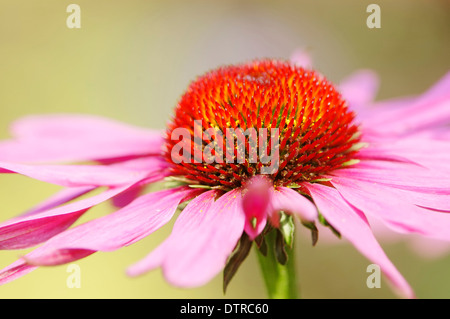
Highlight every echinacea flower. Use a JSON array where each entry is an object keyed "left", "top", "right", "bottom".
[{"left": 0, "top": 56, "right": 449, "bottom": 299}]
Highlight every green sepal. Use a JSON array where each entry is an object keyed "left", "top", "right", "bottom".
[
  {"left": 275, "top": 229, "right": 288, "bottom": 265},
  {"left": 301, "top": 221, "right": 319, "bottom": 246},
  {"left": 223, "top": 234, "right": 253, "bottom": 293},
  {"left": 278, "top": 212, "right": 295, "bottom": 248},
  {"left": 254, "top": 230, "right": 268, "bottom": 256},
  {"left": 318, "top": 212, "right": 341, "bottom": 238}
]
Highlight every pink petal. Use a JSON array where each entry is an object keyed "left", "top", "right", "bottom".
[
  {"left": 0, "top": 184, "right": 133, "bottom": 249},
  {"left": 339, "top": 69, "right": 379, "bottom": 113},
  {"left": 305, "top": 182, "right": 414, "bottom": 299},
  {"left": 242, "top": 176, "right": 271, "bottom": 240},
  {"left": 362, "top": 95, "right": 417, "bottom": 115},
  {"left": 271, "top": 187, "right": 318, "bottom": 222},
  {"left": 330, "top": 176, "right": 450, "bottom": 239},
  {"left": 357, "top": 137, "right": 450, "bottom": 174},
  {"left": 0, "top": 161, "right": 151, "bottom": 187},
  {"left": 334, "top": 160, "right": 450, "bottom": 194},
  {"left": 0, "top": 164, "right": 169, "bottom": 250},
  {"left": 2, "top": 156, "right": 170, "bottom": 227},
  {"left": 0, "top": 260, "right": 38, "bottom": 286},
  {"left": 0, "top": 249, "right": 95, "bottom": 286},
  {"left": 111, "top": 185, "right": 144, "bottom": 208},
  {"left": 106, "top": 156, "right": 169, "bottom": 171},
  {"left": 363, "top": 71, "right": 450, "bottom": 136},
  {"left": 0, "top": 114, "right": 163, "bottom": 163},
  {"left": 401, "top": 189, "right": 450, "bottom": 212},
  {"left": 128, "top": 189, "right": 246, "bottom": 288},
  {"left": 314, "top": 214, "right": 450, "bottom": 260},
  {"left": 19, "top": 186, "right": 95, "bottom": 217},
  {"left": 127, "top": 190, "right": 220, "bottom": 277},
  {"left": 106, "top": 157, "right": 173, "bottom": 207},
  {"left": 30, "top": 187, "right": 198, "bottom": 261},
  {"left": 0, "top": 187, "right": 201, "bottom": 285}
]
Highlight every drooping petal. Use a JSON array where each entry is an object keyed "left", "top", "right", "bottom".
[
  {"left": 315, "top": 213, "right": 450, "bottom": 260},
  {"left": 363, "top": 71, "right": 450, "bottom": 136},
  {"left": 334, "top": 160, "right": 450, "bottom": 194},
  {"left": 107, "top": 157, "right": 171, "bottom": 208},
  {"left": 330, "top": 176, "right": 450, "bottom": 240},
  {"left": 19, "top": 186, "right": 95, "bottom": 218},
  {"left": 0, "top": 165, "right": 168, "bottom": 250},
  {"left": 111, "top": 185, "right": 144, "bottom": 208},
  {"left": 0, "top": 187, "right": 200, "bottom": 285},
  {"left": 271, "top": 187, "right": 318, "bottom": 222},
  {"left": 0, "top": 161, "right": 151, "bottom": 187},
  {"left": 399, "top": 190, "right": 450, "bottom": 212},
  {"left": 357, "top": 137, "right": 450, "bottom": 173},
  {"left": 305, "top": 182, "right": 414, "bottom": 299},
  {"left": 107, "top": 156, "right": 169, "bottom": 171},
  {"left": 0, "top": 248, "right": 95, "bottom": 286},
  {"left": 0, "top": 114, "right": 163, "bottom": 163},
  {"left": 31, "top": 187, "right": 199, "bottom": 262},
  {"left": 128, "top": 189, "right": 246, "bottom": 288},
  {"left": 3, "top": 156, "right": 170, "bottom": 224},
  {"left": 0, "top": 184, "right": 132, "bottom": 249},
  {"left": 0, "top": 260, "right": 39, "bottom": 286},
  {"left": 127, "top": 190, "right": 220, "bottom": 277}
]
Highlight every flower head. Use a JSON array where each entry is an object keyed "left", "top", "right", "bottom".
[
  {"left": 0, "top": 54, "right": 449, "bottom": 299},
  {"left": 165, "top": 60, "right": 360, "bottom": 187}
]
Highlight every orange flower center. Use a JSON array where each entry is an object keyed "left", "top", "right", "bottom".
[{"left": 164, "top": 60, "right": 360, "bottom": 189}]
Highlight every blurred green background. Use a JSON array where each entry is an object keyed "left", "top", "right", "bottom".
[{"left": 0, "top": 0, "right": 449, "bottom": 299}]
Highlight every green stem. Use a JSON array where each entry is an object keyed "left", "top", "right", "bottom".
[{"left": 256, "top": 230, "right": 299, "bottom": 299}]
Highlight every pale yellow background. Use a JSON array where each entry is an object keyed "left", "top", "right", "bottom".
[{"left": 0, "top": 0, "right": 449, "bottom": 298}]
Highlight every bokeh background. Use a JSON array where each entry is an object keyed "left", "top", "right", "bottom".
[{"left": 0, "top": 0, "right": 449, "bottom": 299}]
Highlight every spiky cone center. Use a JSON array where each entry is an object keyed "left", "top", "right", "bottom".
[{"left": 164, "top": 60, "right": 360, "bottom": 189}]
